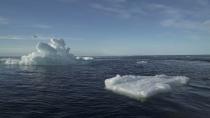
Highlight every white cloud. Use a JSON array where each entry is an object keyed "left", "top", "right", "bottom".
[
  {"left": 84, "top": 1, "right": 210, "bottom": 34},
  {"left": 89, "top": 1, "right": 194, "bottom": 19},
  {"left": 90, "top": 3, "right": 130, "bottom": 18},
  {"left": 203, "top": 20, "right": 210, "bottom": 26},
  {"left": 0, "top": 16, "right": 9, "bottom": 25},
  {"left": 147, "top": 2, "right": 210, "bottom": 33},
  {"left": 105, "top": 0, "right": 127, "bottom": 3},
  {"left": 0, "top": 35, "right": 23, "bottom": 40},
  {"left": 0, "top": 35, "right": 85, "bottom": 42},
  {"left": 196, "top": 0, "right": 209, "bottom": 6},
  {"left": 0, "top": 35, "right": 52, "bottom": 40},
  {"left": 147, "top": 3, "right": 190, "bottom": 19},
  {"left": 161, "top": 19, "right": 210, "bottom": 32},
  {"left": 161, "top": 19, "right": 198, "bottom": 30},
  {"left": 90, "top": 2, "right": 145, "bottom": 19},
  {"left": 31, "top": 24, "right": 52, "bottom": 29},
  {"left": 57, "top": 0, "right": 78, "bottom": 2}
]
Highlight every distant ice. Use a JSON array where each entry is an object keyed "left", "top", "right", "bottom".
[
  {"left": 105, "top": 74, "right": 189, "bottom": 100},
  {"left": 4, "top": 58, "right": 20, "bottom": 65},
  {"left": 136, "top": 60, "right": 148, "bottom": 64},
  {"left": 0, "top": 58, "right": 19, "bottom": 65},
  {"left": 76, "top": 56, "right": 94, "bottom": 61}
]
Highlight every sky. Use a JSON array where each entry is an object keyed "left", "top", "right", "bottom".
[{"left": 0, "top": 0, "right": 210, "bottom": 56}]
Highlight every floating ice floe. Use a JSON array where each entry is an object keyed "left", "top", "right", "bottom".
[
  {"left": 0, "top": 58, "right": 20, "bottom": 65},
  {"left": 3, "top": 38, "right": 77, "bottom": 65},
  {"left": 4, "top": 58, "right": 20, "bottom": 65},
  {"left": 136, "top": 60, "right": 148, "bottom": 64},
  {"left": 76, "top": 56, "right": 94, "bottom": 61},
  {"left": 105, "top": 74, "right": 190, "bottom": 100}
]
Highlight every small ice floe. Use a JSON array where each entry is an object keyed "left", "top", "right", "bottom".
[
  {"left": 136, "top": 60, "right": 148, "bottom": 64},
  {"left": 76, "top": 56, "right": 94, "bottom": 61},
  {"left": 0, "top": 58, "right": 20, "bottom": 65},
  {"left": 105, "top": 74, "right": 190, "bottom": 101}
]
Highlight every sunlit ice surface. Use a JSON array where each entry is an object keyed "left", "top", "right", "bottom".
[{"left": 105, "top": 74, "right": 190, "bottom": 101}]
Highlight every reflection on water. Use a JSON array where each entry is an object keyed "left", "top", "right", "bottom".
[{"left": 0, "top": 55, "right": 210, "bottom": 118}]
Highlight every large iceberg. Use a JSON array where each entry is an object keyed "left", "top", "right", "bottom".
[
  {"left": 105, "top": 74, "right": 190, "bottom": 100},
  {"left": 19, "top": 38, "right": 76, "bottom": 65},
  {"left": 3, "top": 38, "right": 77, "bottom": 65}
]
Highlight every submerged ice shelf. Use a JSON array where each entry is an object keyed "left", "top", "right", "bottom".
[{"left": 105, "top": 74, "right": 190, "bottom": 100}]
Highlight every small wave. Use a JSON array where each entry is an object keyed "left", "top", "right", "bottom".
[{"left": 105, "top": 74, "right": 190, "bottom": 100}]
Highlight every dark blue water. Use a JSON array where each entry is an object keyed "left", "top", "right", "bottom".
[{"left": 0, "top": 55, "right": 210, "bottom": 118}]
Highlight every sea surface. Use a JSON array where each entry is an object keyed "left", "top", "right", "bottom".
[{"left": 0, "top": 55, "right": 210, "bottom": 118}]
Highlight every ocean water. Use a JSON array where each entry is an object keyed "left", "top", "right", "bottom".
[{"left": 0, "top": 55, "right": 210, "bottom": 118}]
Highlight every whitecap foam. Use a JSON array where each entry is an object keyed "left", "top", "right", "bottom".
[
  {"left": 105, "top": 74, "right": 189, "bottom": 100},
  {"left": 3, "top": 38, "right": 77, "bottom": 65}
]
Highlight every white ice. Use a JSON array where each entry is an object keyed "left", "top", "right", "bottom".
[
  {"left": 0, "top": 58, "right": 20, "bottom": 65},
  {"left": 105, "top": 74, "right": 189, "bottom": 100},
  {"left": 136, "top": 60, "right": 148, "bottom": 64},
  {"left": 3, "top": 38, "right": 77, "bottom": 65},
  {"left": 76, "top": 56, "right": 94, "bottom": 61}
]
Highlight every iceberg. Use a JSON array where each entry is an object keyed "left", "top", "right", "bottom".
[
  {"left": 3, "top": 38, "right": 77, "bottom": 65},
  {"left": 105, "top": 74, "right": 190, "bottom": 100},
  {"left": 19, "top": 38, "right": 76, "bottom": 65}
]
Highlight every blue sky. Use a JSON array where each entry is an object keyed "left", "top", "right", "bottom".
[{"left": 0, "top": 0, "right": 210, "bottom": 56}]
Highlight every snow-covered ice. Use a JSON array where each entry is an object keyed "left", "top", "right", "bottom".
[{"left": 105, "top": 74, "right": 190, "bottom": 100}]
